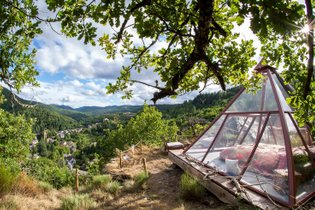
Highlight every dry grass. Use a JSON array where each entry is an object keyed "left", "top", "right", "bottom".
[
  {"left": 12, "top": 173, "right": 41, "bottom": 197},
  {"left": 61, "top": 194, "right": 96, "bottom": 210},
  {"left": 0, "top": 146, "right": 230, "bottom": 210}
]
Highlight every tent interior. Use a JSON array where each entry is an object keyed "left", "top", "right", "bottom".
[{"left": 184, "top": 66, "right": 315, "bottom": 207}]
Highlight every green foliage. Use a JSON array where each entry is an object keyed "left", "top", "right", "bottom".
[
  {"left": 0, "top": 164, "right": 17, "bottom": 196},
  {"left": 90, "top": 175, "right": 120, "bottom": 195},
  {"left": 180, "top": 173, "right": 206, "bottom": 201},
  {"left": 134, "top": 171, "right": 150, "bottom": 187},
  {"left": 61, "top": 194, "right": 96, "bottom": 210},
  {"left": 0, "top": 87, "right": 79, "bottom": 133},
  {"left": 43, "top": 0, "right": 307, "bottom": 104},
  {"left": 97, "top": 104, "right": 178, "bottom": 162},
  {"left": 124, "top": 104, "right": 178, "bottom": 145},
  {"left": 0, "top": 0, "right": 41, "bottom": 91},
  {"left": 22, "top": 158, "right": 74, "bottom": 189},
  {"left": 0, "top": 108, "right": 34, "bottom": 161}
]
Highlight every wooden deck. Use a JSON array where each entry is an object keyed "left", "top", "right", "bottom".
[{"left": 168, "top": 149, "right": 288, "bottom": 210}]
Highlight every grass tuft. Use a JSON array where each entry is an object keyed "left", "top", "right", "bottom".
[
  {"left": 180, "top": 173, "right": 206, "bottom": 201},
  {"left": 134, "top": 171, "right": 149, "bottom": 187},
  {"left": 61, "top": 194, "right": 96, "bottom": 210},
  {"left": 0, "top": 165, "right": 17, "bottom": 196},
  {"left": 38, "top": 181, "right": 53, "bottom": 193},
  {"left": 105, "top": 181, "right": 121, "bottom": 195},
  {"left": 91, "top": 175, "right": 112, "bottom": 189}
]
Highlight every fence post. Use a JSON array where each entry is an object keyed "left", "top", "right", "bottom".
[
  {"left": 142, "top": 158, "right": 148, "bottom": 175},
  {"left": 119, "top": 151, "right": 123, "bottom": 168}
]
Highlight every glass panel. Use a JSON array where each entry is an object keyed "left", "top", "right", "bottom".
[
  {"left": 203, "top": 115, "right": 265, "bottom": 175},
  {"left": 227, "top": 88, "right": 263, "bottom": 112},
  {"left": 227, "top": 76, "right": 283, "bottom": 112},
  {"left": 271, "top": 74, "right": 292, "bottom": 112},
  {"left": 241, "top": 115, "right": 289, "bottom": 203},
  {"left": 185, "top": 115, "right": 225, "bottom": 161},
  {"left": 285, "top": 114, "right": 315, "bottom": 202},
  {"left": 263, "top": 78, "right": 278, "bottom": 111},
  {"left": 272, "top": 74, "right": 290, "bottom": 99}
]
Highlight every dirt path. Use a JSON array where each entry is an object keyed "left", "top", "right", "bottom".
[{"left": 104, "top": 147, "right": 231, "bottom": 210}]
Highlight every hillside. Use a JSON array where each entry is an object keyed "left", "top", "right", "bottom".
[
  {"left": 0, "top": 88, "right": 81, "bottom": 133},
  {"left": 0, "top": 146, "right": 240, "bottom": 210},
  {"left": 0, "top": 86, "right": 240, "bottom": 133}
]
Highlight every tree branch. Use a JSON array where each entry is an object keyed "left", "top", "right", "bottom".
[
  {"left": 129, "top": 79, "right": 164, "bottom": 90},
  {"left": 303, "top": 0, "right": 314, "bottom": 99},
  {"left": 115, "top": 0, "right": 152, "bottom": 44},
  {"left": 212, "top": 18, "right": 227, "bottom": 37}
]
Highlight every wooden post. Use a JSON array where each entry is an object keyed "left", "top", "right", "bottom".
[
  {"left": 75, "top": 168, "right": 79, "bottom": 192},
  {"left": 119, "top": 151, "right": 123, "bottom": 168},
  {"left": 142, "top": 158, "right": 148, "bottom": 175},
  {"left": 131, "top": 145, "right": 135, "bottom": 154}
]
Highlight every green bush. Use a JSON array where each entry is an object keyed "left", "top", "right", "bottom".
[
  {"left": 180, "top": 173, "right": 206, "bottom": 201},
  {"left": 91, "top": 175, "right": 112, "bottom": 189},
  {"left": 0, "top": 164, "right": 17, "bottom": 195},
  {"left": 22, "top": 158, "right": 74, "bottom": 189},
  {"left": 134, "top": 171, "right": 149, "bottom": 187},
  {"left": 61, "top": 194, "right": 96, "bottom": 210}
]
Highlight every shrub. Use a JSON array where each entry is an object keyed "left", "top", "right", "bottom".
[
  {"left": 12, "top": 172, "right": 41, "bottom": 197},
  {"left": 0, "top": 164, "right": 17, "bottom": 196},
  {"left": 51, "top": 168, "right": 74, "bottom": 189},
  {"left": 105, "top": 181, "right": 121, "bottom": 195},
  {"left": 22, "top": 158, "right": 74, "bottom": 189},
  {"left": 134, "top": 171, "right": 149, "bottom": 187},
  {"left": 61, "top": 194, "right": 96, "bottom": 210},
  {"left": 180, "top": 173, "right": 206, "bottom": 201},
  {"left": 91, "top": 175, "right": 112, "bottom": 189}
]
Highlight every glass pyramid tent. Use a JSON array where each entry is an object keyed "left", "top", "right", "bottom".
[{"left": 183, "top": 65, "right": 315, "bottom": 208}]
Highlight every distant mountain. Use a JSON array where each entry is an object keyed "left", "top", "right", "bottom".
[
  {"left": 0, "top": 87, "right": 79, "bottom": 133},
  {"left": 75, "top": 105, "right": 143, "bottom": 115},
  {"left": 52, "top": 105, "right": 74, "bottom": 110},
  {"left": 0, "top": 86, "right": 240, "bottom": 133}
]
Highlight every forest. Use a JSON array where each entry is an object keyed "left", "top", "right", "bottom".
[{"left": 0, "top": 85, "right": 241, "bottom": 209}]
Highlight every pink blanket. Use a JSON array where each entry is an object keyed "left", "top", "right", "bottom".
[{"left": 219, "top": 144, "right": 287, "bottom": 175}]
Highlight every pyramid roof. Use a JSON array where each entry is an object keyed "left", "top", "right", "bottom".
[{"left": 183, "top": 65, "right": 315, "bottom": 208}]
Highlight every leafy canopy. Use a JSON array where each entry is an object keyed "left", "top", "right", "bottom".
[
  {"left": 44, "top": 0, "right": 306, "bottom": 102},
  {"left": 0, "top": 0, "right": 42, "bottom": 91},
  {"left": 1, "top": 0, "right": 314, "bottom": 129}
]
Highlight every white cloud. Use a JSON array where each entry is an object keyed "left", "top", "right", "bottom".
[{"left": 28, "top": 1, "right": 266, "bottom": 108}]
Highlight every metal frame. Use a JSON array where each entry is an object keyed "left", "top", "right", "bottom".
[{"left": 182, "top": 66, "right": 315, "bottom": 208}]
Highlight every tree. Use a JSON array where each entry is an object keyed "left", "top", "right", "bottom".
[
  {"left": 0, "top": 105, "right": 34, "bottom": 161},
  {"left": 1, "top": 0, "right": 314, "bottom": 128},
  {"left": 0, "top": 0, "right": 42, "bottom": 92},
  {"left": 43, "top": 0, "right": 307, "bottom": 100}
]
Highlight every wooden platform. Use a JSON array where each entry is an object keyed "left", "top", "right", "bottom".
[{"left": 168, "top": 149, "right": 288, "bottom": 210}]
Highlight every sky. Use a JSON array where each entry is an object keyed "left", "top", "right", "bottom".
[{"left": 16, "top": 2, "right": 273, "bottom": 108}]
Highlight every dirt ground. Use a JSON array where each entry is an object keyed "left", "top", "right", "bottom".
[{"left": 103, "top": 146, "right": 238, "bottom": 210}]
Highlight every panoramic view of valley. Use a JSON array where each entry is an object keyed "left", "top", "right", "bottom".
[{"left": 0, "top": 0, "right": 314, "bottom": 209}]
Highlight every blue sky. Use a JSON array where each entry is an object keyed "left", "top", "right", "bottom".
[{"left": 17, "top": 1, "right": 278, "bottom": 108}]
